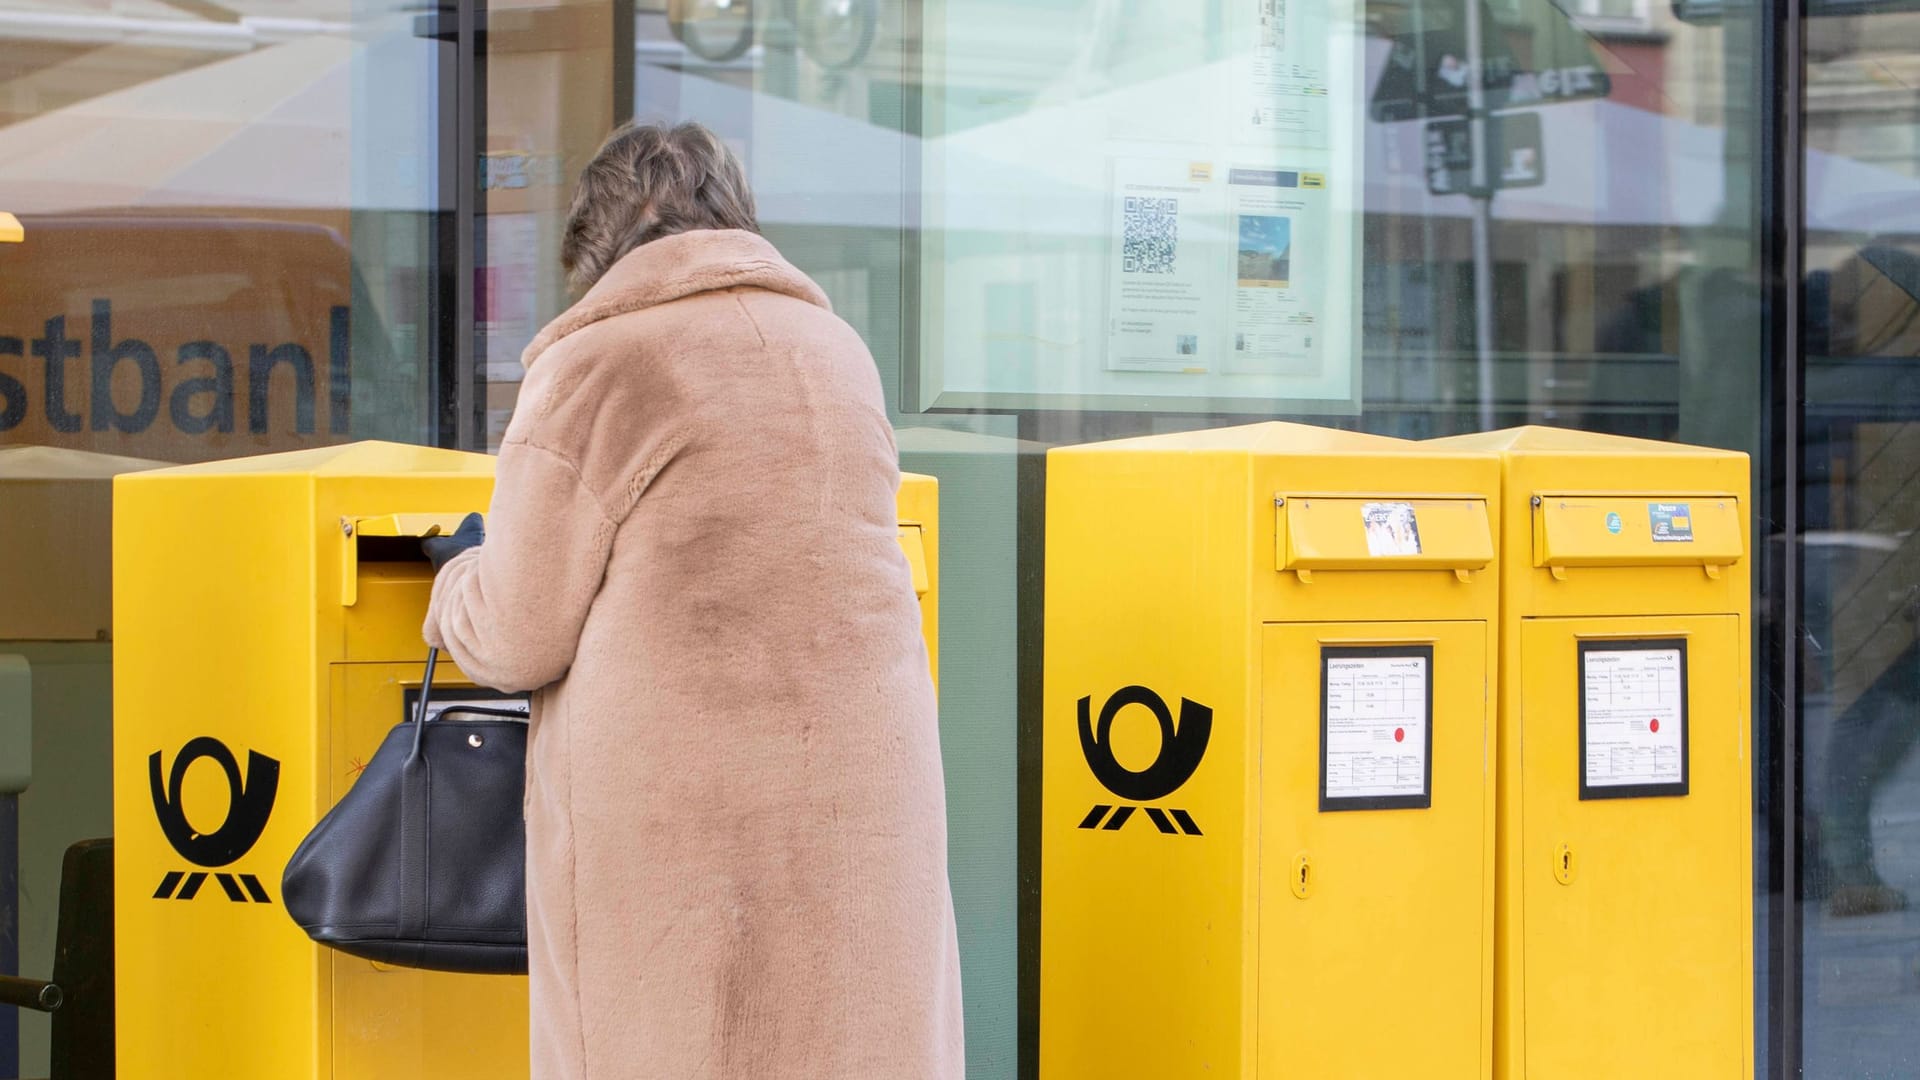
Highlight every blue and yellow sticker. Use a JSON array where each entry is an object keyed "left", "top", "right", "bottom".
[
  {"left": 1605, "top": 511, "right": 1623, "bottom": 535},
  {"left": 1649, "top": 502, "right": 1693, "bottom": 542}
]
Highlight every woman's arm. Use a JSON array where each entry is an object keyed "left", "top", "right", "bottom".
[{"left": 422, "top": 438, "right": 619, "bottom": 692}]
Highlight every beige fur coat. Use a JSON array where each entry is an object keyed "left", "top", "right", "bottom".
[{"left": 424, "top": 229, "right": 964, "bottom": 1079}]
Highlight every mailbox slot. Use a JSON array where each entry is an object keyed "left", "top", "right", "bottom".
[
  {"left": 1277, "top": 495, "right": 1493, "bottom": 579},
  {"left": 1533, "top": 493, "right": 1742, "bottom": 573},
  {"left": 898, "top": 523, "right": 930, "bottom": 597}
]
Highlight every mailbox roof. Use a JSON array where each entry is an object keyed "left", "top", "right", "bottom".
[
  {"left": 1057, "top": 420, "right": 1415, "bottom": 455},
  {"left": 1432, "top": 425, "right": 1747, "bottom": 460},
  {"left": 124, "top": 440, "right": 493, "bottom": 480}
]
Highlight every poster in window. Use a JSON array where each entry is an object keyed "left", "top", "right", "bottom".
[{"left": 911, "top": 0, "right": 1364, "bottom": 414}]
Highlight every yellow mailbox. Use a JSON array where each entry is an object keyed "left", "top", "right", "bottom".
[
  {"left": 113, "top": 441, "right": 939, "bottom": 1077},
  {"left": 113, "top": 442, "right": 516, "bottom": 1079},
  {"left": 1041, "top": 422, "right": 1501, "bottom": 1079},
  {"left": 1429, "top": 427, "right": 1751, "bottom": 1080}
]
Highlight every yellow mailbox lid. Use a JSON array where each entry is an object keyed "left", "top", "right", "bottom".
[
  {"left": 1278, "top": 494, "right": 1494, "bottom": 577},
  {"left": 349, "top": 512, "right": 475, "bottom": 539},
  {"left": 1534, "top": 493, "right": 1742, "bottom": 571},
  {"left": 340, "top": 512, "right": 482, "bottom": 606},
  {"left": 897, "top": 525, "right": 930, "bottom": 597}
]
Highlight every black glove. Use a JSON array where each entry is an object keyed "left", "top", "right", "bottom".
[{"left": 422, "top": 512, "right": 485, "bottom": 572}]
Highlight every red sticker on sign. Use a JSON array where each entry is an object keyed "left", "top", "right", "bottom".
[
  {"left": 1394, "top": 727, "right": 1406, "bottom": 743},
  {"left": 1649, "top": 719, "right": 1660, "bottom": 734}
]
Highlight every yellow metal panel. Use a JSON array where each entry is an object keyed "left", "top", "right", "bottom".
[
  {"left": 1516, "top": 615, "right": 1750, "bottom": 1079},
  {"left": 342, "top": 564, "right": 440, "bottom": 661},
  {"left": 898, "top": 471, "right": 940, "bottom": 687},
  {"left": 898, "top": 525, "right": 930, "bottom": 597},
  {"left": 1042, "top": 446, "right": 1259, "bottom": 1079},
  {"left": 114, "top": 472, "right": 335, "bottom": 1078},
  {"left": 1278, "top": 496, "right": 1493, "bottom": 573},
  {"left": 1534, "top": 494, "right": 1742, "bottom": 569},
  {"left": 328, "top": 664, "right": 530, "bottom": 1078},
  {"left": 0, "top": 211, "right": 21, "bottom": 243},
  {"left": 349, "top": 512, "right": 473, "bottom": 538},
  {"left": 1258, "top": 620, "right": 1489, "bottom": 1079}
]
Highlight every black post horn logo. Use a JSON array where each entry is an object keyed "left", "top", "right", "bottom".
[
  {"left": 1077, "top": 686, "right": 1210, "bottom": 836},
  {"left": 149, "top": 737, "right": 280, "bottom": 903}
]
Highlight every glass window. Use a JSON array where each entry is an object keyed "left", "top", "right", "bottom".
[
  {"left": 0, "top": 5, "right": 444, "bottom": 462},
  {"left": 0, "top": 2, "right": 444, "bottom": 1073},
  {"left": 1800, "top": 5, "right": 1920, "bottom": 1076},
  {"left": 0, "top": 0, "right": 1805, "bottom": 1074},
  {"left": 469, "top": 0, "right": 1774, "bottom": 1072}
]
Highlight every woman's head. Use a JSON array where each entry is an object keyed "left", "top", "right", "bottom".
[{"left": 561, "top": 122, "right": 758, "bottom": 290}]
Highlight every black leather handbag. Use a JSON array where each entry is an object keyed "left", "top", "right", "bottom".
[{"left": 282, "top": 649, "right": 530, "bottom": 974}]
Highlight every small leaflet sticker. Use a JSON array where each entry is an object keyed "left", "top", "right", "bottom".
[
  {"left": 1363, "top": 502, "right": 1422, "bottom": 556},
  {"left": 1649, "top": 502, "right": 1694, "bottom": 543}
]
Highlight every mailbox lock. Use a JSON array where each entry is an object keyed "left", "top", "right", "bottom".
[
  {"left": 1291, "top": 853, "right": 1313, "bottom": 899},
  {"left": 1554, "top": 843, "right": 1576, "bottom": 886}
]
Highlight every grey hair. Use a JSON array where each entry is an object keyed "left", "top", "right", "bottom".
[{"left": 561, "top": 121, "right": 758, "bottom": 290}]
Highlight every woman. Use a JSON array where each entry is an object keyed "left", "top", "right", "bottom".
[{"left": 421, "top": 122, "right": 965, "bottom": 1079}]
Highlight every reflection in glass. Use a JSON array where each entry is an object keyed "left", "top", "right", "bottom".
[{"left": 1800, "top": 15, "right": 1920, "bottom": 1070}]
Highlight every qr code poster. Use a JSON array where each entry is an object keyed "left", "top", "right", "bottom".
[
  {"left": 1106, "top": 158, "right": 1225, "bottom": 375},
  {"left": 1122, "top": 196, "right": 1180, "bottom": 275}
]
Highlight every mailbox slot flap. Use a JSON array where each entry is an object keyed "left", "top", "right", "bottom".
[
  {"left": 897, "top": 523, "right": 930, "bottom": 597},
  {"left": 1534, "top": 494, "right": 1742, "bottom": 569},
  {"left": 1277, "top": 495, "right": 1493, "bottom": 573},
  {"left": 342, "top": 513, "right": 483, "bottom": 606}
]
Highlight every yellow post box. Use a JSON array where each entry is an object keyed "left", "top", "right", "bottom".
[
  {"left": 1041, "top": 422, "right": 1501, "bottom": 1079},
  {"left": 113, "top": 441, "right": 940, "bottom": 1077},
  {"left": 1428, "top": 427, "right": 1752, "bottom": 1080}
]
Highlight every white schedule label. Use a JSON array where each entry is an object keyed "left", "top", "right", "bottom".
[
  {"left": 1323, "top": 653, "right": 1430, "bottom": 802},
  {"left": 1582, "top": 646, "right": 1686, "bottom": 791}
]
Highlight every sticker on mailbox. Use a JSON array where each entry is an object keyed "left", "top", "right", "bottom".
[
  {"left": 1362, "top": 502, "right": 1422, "bottom": 556},
  {"left": 1321, "top": 646, "right": 1433, "bottom": 811},
  {"left": 1649, "top": 502, "right": 1694, "bottom": 543},
  {"left": 1579, "top": 640, "right": 1689, "bottom": 800}
]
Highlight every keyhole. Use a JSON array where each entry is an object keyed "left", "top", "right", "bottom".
[
  {"left": 1291, "top": 853, "right": 1313, "bottom": 899},
  {"left": 1554, "top": 843, "right": 1576, "bottom": 885}
]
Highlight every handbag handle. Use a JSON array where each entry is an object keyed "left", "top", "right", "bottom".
[{"left": 410, "top": 648, "right": 528, "bottom": 761}]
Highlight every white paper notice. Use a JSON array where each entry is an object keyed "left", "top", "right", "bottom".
[
  {"left": 1106, "top": 158, "right": 1228, "bottom": 373},
  {"left": 1224, "top": 166, "right": 1331, "bottom": 377},
  {"left": 1234, "top": 0, "right": 1332, "bottom": 147},
  {"left": 1324, "top": 653, "right": 1430, "bottom": 802},
  {"left": 1582, "top": 647, "right": 1686, "bottom": 790}
]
